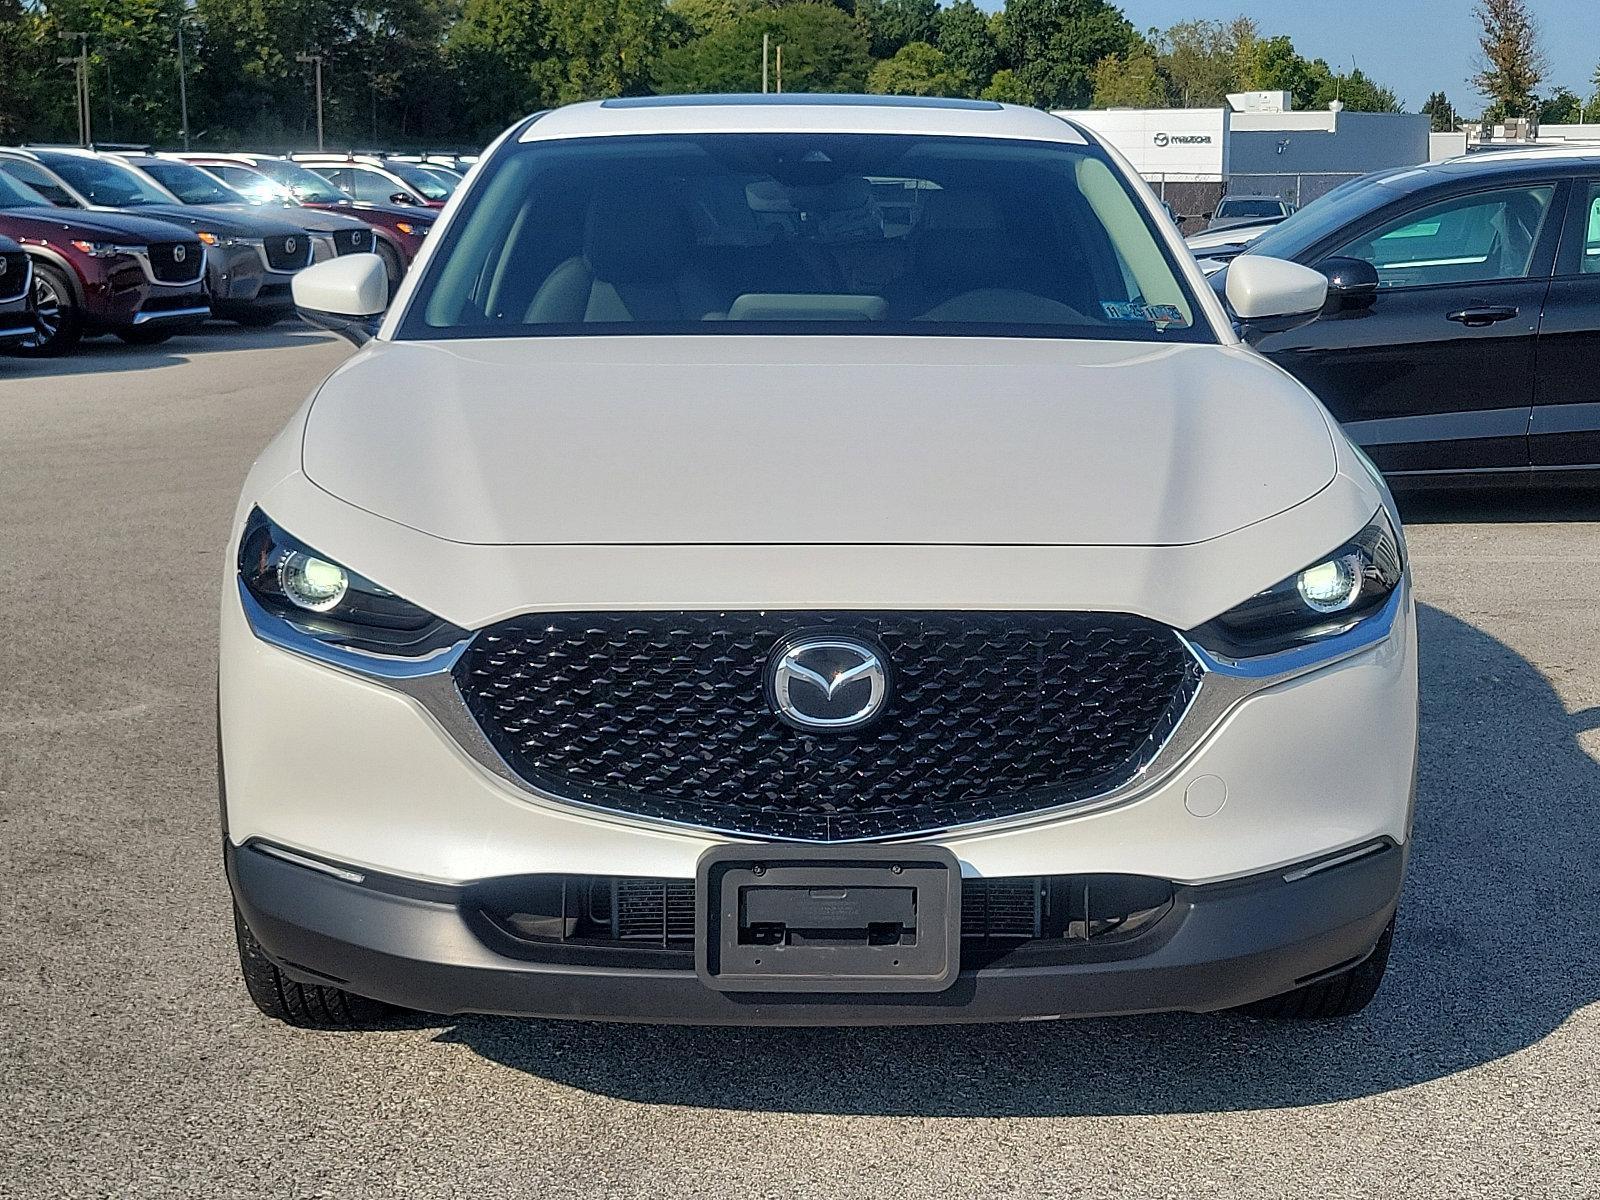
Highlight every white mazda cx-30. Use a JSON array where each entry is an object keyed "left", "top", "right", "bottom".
[{"left": 222, "top": 95, "right": 1416, "bottom": 1028}]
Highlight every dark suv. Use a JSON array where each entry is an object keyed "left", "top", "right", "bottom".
[
  {"left": 0, "top": 234, "right": 33, "bottom": 350},
  {"left": 0, "top": 169, "right": 207, "bottom": 355},
  {"left": 111, "top": 154, "right": 377, "bottom": 266},
  {"left": 177, "top": 154, "right": 433, "bottom": 295},
  {"left": 0, "top": 148, "right": 318, "bottom": 326}
]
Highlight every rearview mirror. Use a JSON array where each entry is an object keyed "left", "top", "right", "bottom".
[
  {"left": 1224, "top": 254, "right": 1329, "bottom": 342},
  {"left": 1316, "top": 256, "right": 1381, "bottom": 312},
  {"left": 292, "top": 253, "right": 387, "bottom": 347}
]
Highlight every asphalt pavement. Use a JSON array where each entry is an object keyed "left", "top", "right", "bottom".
[{"left": 1, "top": 325, "right": 1597, "bottom": 1199}]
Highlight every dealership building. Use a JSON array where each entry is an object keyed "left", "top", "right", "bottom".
[{"left": 1056, "top": 92, "right": 1432, "bottom": 228}]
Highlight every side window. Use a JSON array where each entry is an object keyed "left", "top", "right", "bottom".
[
  {"left": 345, "top": 167, "right": 398, "bottom": 203},
  {"left": 1579, "top": 184, "right": 1600, "bottom": 274},
  {"left": 307, "top": 166, "right": 353, "bottom": 197},
  {"left": 0, "top": 160, "right": 79, "bottom": 207},
  {"left": 1336, "top": 185, "right": 1555, "bottom": 288}
]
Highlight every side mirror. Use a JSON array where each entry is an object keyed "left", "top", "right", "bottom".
[
  {"left": 292, "top": 253, "right": 387, "bottom": 347},
  {"left": 1317, "top": 256, "right": 1380, "bottom": 312},
  {"left": 390, "top": 192, "right": 415, "bottom": 205},
  {"left": 1224, "top": 254, "right": 1329, "bottom": 342},
  {"left": 1201, "top": 210, "right": 1215, "bottom": 220}
]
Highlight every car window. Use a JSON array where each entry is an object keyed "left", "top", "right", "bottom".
[
  {"left": 1217, "top": 199, "right": 1285, "bottom": 218},
  {"left": 0, "top": 160, "right": 79, "bottom": 207},
  {"left": 0, "top": 167, "right": 52, "bottom": 208},
  {"left": 251, "top": 160, "right": 348, "bottom": 203},
  {"left": 1578, "top": 184, "right": 1600, "bottom": 274},
  {"left": 1335, "top": 185, "right": 1555, "bottom": 288},
  {"left": 404, "top": 133, "right": 1210, "bottom": 344},
  {"left": 42, "top": 156, "right": 175, "bottom": 207},
  {"left": 383, "top": 161, "right": 451, "bottom": 200},
  {"left": 207, "top": 164, "right": 289, "bottom": 204},
  {"left": 137, "top": 160, "right": 239, "bottom": 205},
  {"left": 342, "top": 167, "right": 403, "bottom": 203}
]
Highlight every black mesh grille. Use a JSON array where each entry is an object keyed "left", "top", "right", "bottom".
[
  {"left": 0, "top": 251, "right": 26, "bottom": 302},
  {"left": 455, "top": 611, "right": 1200, "bottom": 840},
  {"left": 334, "top": 227, "right": 376, "bottom": 255},
  {"left": 263, "top": 234, "right": 311, "bottom": 272},
  {"left": 146, "top": 241, "right": 203, "bottom": 283}
]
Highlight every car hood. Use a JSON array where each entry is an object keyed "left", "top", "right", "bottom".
[
  {"left": 308, "top": 199, "right": 435, "bottom": 223},
  {"left": 1186, "top": 223, "right": 1275, "bottom": 252},
  {"left": 92, "top": 204, "right": 309, "bottom": 238},
  {"left": 0, "top": 205, "right": 205, "bottom": 244},
  {"left": 301, "top": 336, "right": 1338, "bottom": 548},
  {"left": 206, "top": 203, "right": 371, "bottom": 233}
]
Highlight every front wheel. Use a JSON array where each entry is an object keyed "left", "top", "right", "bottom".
[
  {"left": 10, "top": 262, "right": 83, "bottom": 357},
  {"left": 234, "top": 905, "right": 404, "bottom": 1029},
  {"left": 1239, "top": 917, "right": 1394, "bottom": 1020}
]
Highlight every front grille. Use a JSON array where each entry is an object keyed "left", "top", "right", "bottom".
[
  {"left": 262, "top": 234, "right": 312, "bottom": 272},
  {"left": 0, "top": 251, "right": 26, "bottom": 302},
  {"left": 146, "top": 241, "right": 203, "bottom": 284},
  {"left": 476, "top": 873, "right": 1175, "bottom": 966},
  {"left": 333, "top": 227, "right": 376, "bottom": 255},
  {"left": 456, "top": 611, "right": 1200, "bottom": 840}
]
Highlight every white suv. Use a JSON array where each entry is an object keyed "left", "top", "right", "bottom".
[{"left": 223, "top": 96, "right": 1416, "bottom": 1028}]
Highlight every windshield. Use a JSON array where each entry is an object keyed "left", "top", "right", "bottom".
[
  {"left": 417, "top": 166, "right": 462, "bottom": 195},
  {"left": 1216, "top": 198, "right": 1285, "bottom": 218},
  {"left": 0, "top": 171, "right": 50, "bottom": 209},
  {"left": 404, "top": 133, "right": 1209, "bottom": 344},
  {"left": 382, "top": 160, "right": 452, "bottom": 200},
  {"left": 45, "top": 156, "right": 174, "bottom": 207},
  {"left": 1247, "top": 172, "right": 1404, "bottom": 261},
  {"left": 135, "top": 160, "right": 241, "bottom": 205},
  {"left": 250, "top": 159, "right": 349, "bottom": 204}
]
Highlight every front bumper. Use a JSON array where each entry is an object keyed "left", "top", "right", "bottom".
[{"left": 229, "top": 838, "right": 1404, "bottom": 1023}]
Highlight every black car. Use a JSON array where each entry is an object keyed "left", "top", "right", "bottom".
[
  {"left": 1219, "top": 151, "right": 1600, "bottom": 486},
  {"left": 0, "top": 233, "right": 32, "bottom": 350}
]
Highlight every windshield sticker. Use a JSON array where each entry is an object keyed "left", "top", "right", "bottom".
[{"left": 1102, "top": 301, "right": 1186, "bottom": 326}]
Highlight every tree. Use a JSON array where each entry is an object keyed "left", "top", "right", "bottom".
[
  {"left": 447, "top": 0, "right": 552, "bottom": 141},
  {"left": 979, "top": 66, "right": 1030, "bottom": 105},
  {"left": 868, "top": 40, "right": 968, "bottom": 97},
  {"left": 855, "top": 0, "right": 937, "bottom": 60},
  {"left": 1539, "top": 86, "right": 1582, "bottom": 126},
  {"left": 1158, "top": 17, "right": 1254, "bottom": 106},
  {"left": 1472, "top": 0, "right": 1545, "bottom": 120},
  {"left": 655, "top": 2, "right": 870, "bottom": 94},
  {"left": 0, "top": 0, "right": 71, "bottom": 143},
  {"left": 1422, "top": 90, "right": 1457, "bottom": 132},
  {"left": 540, "top": 0, "right": 672, "bottom": 104},
  {"left": 667, "top": 0, "right": 761, "bottom": 40},
  {"left": 1090, "top": 49, "right": 1166, "bottom": 108},
  {"left": 995, "top": 0, "right": 1139, "bottom": 110},
  {"left": 935, "top": 0, "right": 997, "bottom": 92}
]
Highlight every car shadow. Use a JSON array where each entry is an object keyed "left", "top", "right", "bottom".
[
  {"left": 427, "top": 601, "right": 1600, "bottom": 1115},
  {"left": 0, "top": 320, "right": 336, "bottom": 379}
]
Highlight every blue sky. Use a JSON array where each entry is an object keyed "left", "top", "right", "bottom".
[{"left": 1102, "top": 0, "right": 1598, "bottom": 113}]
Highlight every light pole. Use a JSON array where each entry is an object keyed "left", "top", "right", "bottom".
[
  {"left": 761, "top": 33, "right": 769, "bottom": 94},
  {"left": 60, "top": 31, "right": 92, "bottom": 146},
  {"left": 297, "top": 51, "right": 325, "bottom": 151},
  {"left": 177, "top": 18, "right": 191, "bottom": 150}
]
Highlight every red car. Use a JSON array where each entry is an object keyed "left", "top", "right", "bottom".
[
  {"left": 0, "top": 170, "right": 207, "bottom": 356},
  {"left": 176, "top": 154, "right": 434, "bottom": 294}
]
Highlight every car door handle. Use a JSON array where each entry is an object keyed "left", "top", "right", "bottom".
[{"left": 1447, "top": 306, "right": 1520, "bottom": 327}]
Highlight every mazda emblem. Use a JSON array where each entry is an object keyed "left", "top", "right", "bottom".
[
  {"left": 172, "top": 245, "right": 187, "bottom": 263},
  {"left": 767, "top": 635, "right": 889, "bottom": 732},
  {"left": 285, "top": 237, "right": 297, "bottom": 254}
]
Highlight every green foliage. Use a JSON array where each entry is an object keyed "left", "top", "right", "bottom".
[
  {"left": 1539, "top": 87, "right": 1582, "bottom": 126},
  {"left": 1472, "top": 0, "right": 1545, "bottom": 119},
  {"left": 1090, "top": 48, "right": 1167, "bottom": 108},
  {"left": 541, "top": 0, "right": 671, "bottom": 103},
  {"left": 1422, "top": 90, "right": 1457, "bottom": 132},
  {"left": 934, "top": 0, "right": 997, "bottom": 91},
  {"left": 655, "top": 2, "right": 870, "bottom": 94},
  {"left": 996, "top": 0, "right": 1138, "bottom": 109},
  {"left": 447, "top": 0, "right": 551, "bottom": 141},
  {"left": 854, "top": 0, "right": 936, "bottom": 61},
  {"left": 868, "top": 40, "right": 967, "bottom": 98},
  {"left": 667, "top": 0, "right": 761, "bottom": 40},
  {"left": 1157, "top": 16, "right": 1254, "bottom": 106},
  {"left": 980, "top": 67, "right": 1030, "bottom": 105}
]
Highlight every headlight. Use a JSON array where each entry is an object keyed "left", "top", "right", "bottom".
[
  {"left": 1194, "top": 511, "right": 1405, "bottom": 658},
  {"left": 196, "top": 231, "right": 237, "bottom": 247},
  {"left": 395, "top": 221, "right": 426, "bottom": 237},
  {"left": 238, "top": 509, "right": 464, "bottom": 654},
  {"left": 70, "top": 240, "right": 141, "bottom": 258}
]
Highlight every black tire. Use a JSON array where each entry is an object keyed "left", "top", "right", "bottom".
[
  {"left": 116, "top": 325, "right": 178, "bottom": 346},
  {"left": 11, "top": 261, "right": 83, "bottom": 357},
  {"left": 1239, "top": 917, "right": 1394, "bottom": 1020},
  {"left": 234, "top": 905, "right": 401, "bottom": 1029},
  {"left": 375, "top": 240, "right": 404, "bottom": 302}
]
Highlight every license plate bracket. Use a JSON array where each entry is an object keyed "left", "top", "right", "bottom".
[{"left": 695, "top": 844, "right": 962, "bottom": 993}]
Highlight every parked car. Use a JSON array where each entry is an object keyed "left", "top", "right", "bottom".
[
  {"left": 291, "top": 154, "right": 450, "bottom": 209},
  {"left": 0, "top": 233, "right": 33, "bottom": 351},
  {"left": 0, "top": 168, "right": 207, "bottom": 354},
  {"left": 224, "top": 96, "right": 1415, "bottom": 1031},
  {"left": 0, "top": 148, "right": 318, "bottom": 326},
  {"left": 174, "top": 154, "right": 434, "bottom": 292},
  {"left": 1185, "top": 220, "right": 1278, "bottom": 266},
  {"left": 1216, "top": 148, "right": 1600, "bottom": 485},
  {"left": 1206, "top": 194, "right": 1295, "bottom": 231},
  {"left": 109, "top": 154, "right": 377, "bottom": 263}
]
